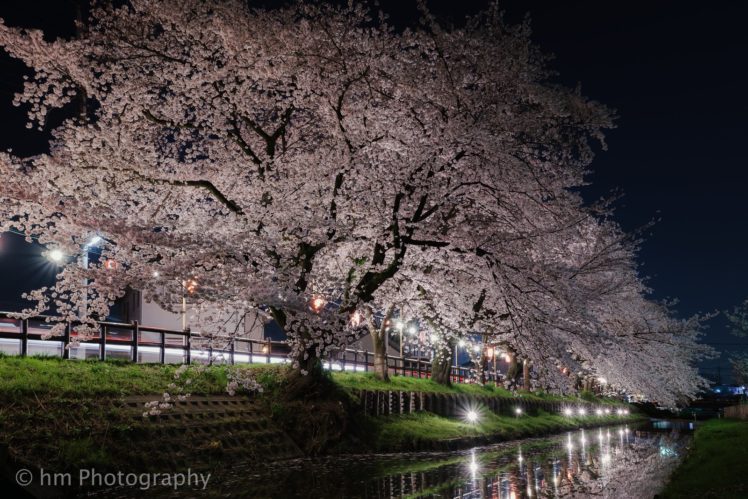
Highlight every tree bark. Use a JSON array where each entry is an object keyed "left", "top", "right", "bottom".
[
  {"left": 432, "top": 343, "right": 453, "bottom": 386},
  {"left": 506, "top": 345, "right": 520, "bottom": 387},
  {"left": 366, "top": 305, "right": 393, "bottom": 381},
  {"left": 523, "top": 359, "right": 531, "bottom": 391}
]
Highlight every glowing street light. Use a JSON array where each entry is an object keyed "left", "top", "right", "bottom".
[
  {"left": 465, "top": 410, "right": 479, "bottom": 424},
  {"left": 48, "top": 249, "right": 65, "bottom": 263},
  {"left": 473, "top": 344, "right": 481, "bottom": 353},
  {"left": 86, "top": 235, "right": 103, "bottom": 247},
  {"left": 152, "top": 270, "right": 160, "bottom": 278},
  {"left": 408, "top": 326, "right": 417, "bottom": 335},
  {"left": 458, "top": 339, "right": 466, "bottom": 348},
  {"left": 310, "top": 295, "right": 326, "bottom": 312},
  {"left": 350, "top": 310, "right": 363, "bottom": 327}
]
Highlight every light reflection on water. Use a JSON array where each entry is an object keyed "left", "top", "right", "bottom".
[{"left": 95, "top": 421, "right": 691, "bottom": 498}]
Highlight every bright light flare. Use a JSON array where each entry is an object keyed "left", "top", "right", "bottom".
[
  {"left": 596, "top": 409, "right": 603, "bottom": 416},
  {"left": 515, "top": 407, "right": 523, "bottom": 415},
  {"left": 563, "top": 408, "right": 574, "bottom": 417},
  {"left": 48, "top": 249, "right": 65, "bottom": 263},
  {"left": 87, "top": 235, "right": 102, "bottom": 247},
  {"left": 310, "top": 295, "right": 326, "bottom": 312},
  {"left": 465, "top": 410, "right": 479, "bottom": 424},
  {"left": 578, "top": 408, "right": 587, "bottom": 416},
  {"left": 350, "top": 311, "right": 362, "bottom": 327}
]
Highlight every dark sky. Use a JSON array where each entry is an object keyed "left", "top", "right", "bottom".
[{"left": 1, "top": 0, "right": 746, "bottom": 381}]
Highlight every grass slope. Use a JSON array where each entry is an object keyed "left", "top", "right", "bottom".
[
  {"left": 366, "top": 410, "right": 642, "bottom": 451},
  {"left": 659, "top": 418, "right": 748, "bottom": 499}
]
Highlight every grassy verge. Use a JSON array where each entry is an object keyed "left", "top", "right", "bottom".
[
  {"left": 364, "top": 409, "right": 643, "bottom": 452},
  {"left": 332, "top": 372, "right": 624, "bottom": 406},
  {"left": 659, "top": 418, "right": 748, "bottom": 499}
]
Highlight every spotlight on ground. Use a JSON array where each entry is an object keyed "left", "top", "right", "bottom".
[{"left": 465, "top": 410, "right": 479, "bottom": 424}]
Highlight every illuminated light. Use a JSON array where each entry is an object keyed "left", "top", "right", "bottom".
[
  {"left": 468, "top": 460, "right": 479, "bottom": 473},
  {"left": 103, "top": 259, "right": 118, "bottom": 270},
  {"left": 605, "top": 408, "right": 611, "bottom": 415},
  {"left": 310, "top": 295, "right": 326, "bottom": 312},
  {"left": 601, "top": 453, "right": 611, "bottom": 464},
  {"left": 48, "top": 249, "right": 65, "bottom": 263},
  {"left": 458, "top": 339, "right": 466, "bottom": 348},
  {"left": 504, "top": 353, "right": 512, "bottom": 362},
  {"left": 184, "top": 278, "right": 198, "bottom": 294},
  {"left": 473, "top": 344, "right": 481, "bottom": 353},
  {"left": 408, "top": 326, "right": 417, "bottom": 335},
  {"left": 465, "top": 410, "right": 479, "bottom": 424},
  {"left": 430, "top": 334, "right": 438, "bottom": 343},
  {"left": 617, "top": 409, "right": 624, "bottom": 416},
  {"left": 623, "top": 409, "right": 630, "bottom": 415},
  {"left": 395, "top": 320, "right": 404, "bottom": 330},
  {"left": 486, "top": 347, "right": 494, "bottom": 359},
  {"left": 515, "top": 407, "right": 523, "bottom": 415},
  {"left": 563, "top": 408, "right": 574, "bottom": 417},
  {"left": 87, "top": 235, "right": 102, "bottom": 247},
  {"left": 152, "top": 270, "right": 160, "bottom": 277},
  {"left": 350, "top": 311, "right": 362, "bottom": 327},
  {"left": 261, "top": 345, "right": 269, "bottom": 354},
  {"left": 578, "top": 408, "right": 587, "bottom": 416},
  {"left": 596, "top": 409, "right": 603, "bottom": 416}
]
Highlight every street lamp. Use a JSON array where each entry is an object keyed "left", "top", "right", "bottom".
[{"left": 48, "top": 249, "right": 65, "bottom": 264}]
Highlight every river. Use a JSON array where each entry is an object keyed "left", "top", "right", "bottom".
[{"left": 96, "top": 420, "right": 693, "bottom": 498}]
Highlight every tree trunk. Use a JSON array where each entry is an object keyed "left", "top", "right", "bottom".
[
  {"left": 506, "top": 345, "right": 520, "bottom": 386},
  {"left": 432, "top": 344, "right": 453, "bottom": 386},
  {"left": 523, "top": 359, "right": 531, "bottom": 391},
  {"left": 371, "top": 327, "right": 389, "bottom": 381},
  {"left": 366, "top": 305, "right": 393, "bottom": 381}
]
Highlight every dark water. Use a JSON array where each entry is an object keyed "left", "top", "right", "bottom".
[{"left": 95, "top": 420, "right": 692, "bottom": 498}]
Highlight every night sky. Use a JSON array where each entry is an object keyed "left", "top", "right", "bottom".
[{"left": 0, "top": 0, "right": 746, "bottom": 381}]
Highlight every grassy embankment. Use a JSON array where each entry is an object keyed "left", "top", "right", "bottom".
[
  {"left": 658, "top": 418, "right": 748, "bottom": 499},
  {"left": 0, "top": 355, "right": 638, "bottom": 470}
]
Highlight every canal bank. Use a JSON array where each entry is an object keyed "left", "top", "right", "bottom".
[
  {"left": 0, "top": 355, "right": 639, "bottom": 496},
  {"left": 658, "top": 418, "right": 748, "bottom": 498}
]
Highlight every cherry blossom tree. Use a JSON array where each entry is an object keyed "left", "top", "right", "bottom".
[{"left": 0, "top": 0, "right": 709, "bottom": 404}]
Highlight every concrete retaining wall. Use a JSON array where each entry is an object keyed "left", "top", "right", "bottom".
[{"left": 358, "top": 390, "right": 609, "bottom": 418}]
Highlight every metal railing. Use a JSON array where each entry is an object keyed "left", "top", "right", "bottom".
[{"left": 0, "top": 312, "right": 480, "bottom": 384}]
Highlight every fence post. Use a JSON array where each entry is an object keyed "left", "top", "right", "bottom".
[
  {"left": 185, "top": 328, "right": 191, "bottom": 365},
  {"left": 62, "top": 321, "right": 70, "bottom": 359},
  {"left": 20, "top": 319, "right": 28, "bottom": 357},
  {"left": 402, "top": 356, "right": 406, "bottom": 376},
  {"left": 229, "top": 337, "right": 235, "bottom": 365},
  {"left": 160, "top": 331, "right": 166, "bottom": 364},
  {"left": 100, "top": 325, "right": 106, "bottom": 361},
  {"left": 132, "top": 321, "right": 139, "bottom": 363},
  {"left": 417, "top": 358, "right": 421, "bottom": 378},
  {"left": 364, "top": 351, "right": 369, "bottom": 372}
]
